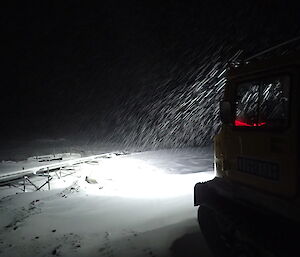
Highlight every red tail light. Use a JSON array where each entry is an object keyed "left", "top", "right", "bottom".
[{"left": 235, "top": 120, "right": 266, "bottom": 127}]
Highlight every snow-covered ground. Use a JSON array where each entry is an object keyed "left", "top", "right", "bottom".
[{"left": 0, "top": 147, "right": 214, "bottom": 257}]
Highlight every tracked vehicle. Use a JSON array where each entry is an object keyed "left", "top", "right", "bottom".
[{"left": 194, "top": 45, "right": 300, "bottom": 257}]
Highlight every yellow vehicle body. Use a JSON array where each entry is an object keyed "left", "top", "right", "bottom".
[
  {"left": 216, "top": 54, "right": 299, "bottom": 196},
  {"left": 194, "top": 52, "right": 300, "bottom": 256}
]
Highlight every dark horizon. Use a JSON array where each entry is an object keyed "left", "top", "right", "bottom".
[{"left": 2, "top": 1, "right": 300, "bottom": 148}]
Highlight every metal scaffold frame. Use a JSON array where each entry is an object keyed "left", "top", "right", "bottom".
[
  {"left": 5, "top": 166, "right": 76, "bottom": 192},
  {"left": 0, "top": 152, "right": 127, "bottom": 192}
]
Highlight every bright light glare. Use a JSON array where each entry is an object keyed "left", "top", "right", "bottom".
[{"left": 81, "top": 156, "right": 214, "bottom": 199}]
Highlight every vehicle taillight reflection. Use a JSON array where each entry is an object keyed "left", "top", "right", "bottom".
[{"left": 235, "top": 120, "right": 266, "bottom": 127}]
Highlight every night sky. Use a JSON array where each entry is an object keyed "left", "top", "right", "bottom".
[{"left": 2, "top": 1, "right": 300, "bottom": 149}]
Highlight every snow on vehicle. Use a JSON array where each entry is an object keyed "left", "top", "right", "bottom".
[{"left": 194, "top": 42, "right": 300, "bottom": 257}]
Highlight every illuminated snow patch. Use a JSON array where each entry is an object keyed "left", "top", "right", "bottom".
[{"left": 80, "top": 156, "right": 214, "bottom": 199}]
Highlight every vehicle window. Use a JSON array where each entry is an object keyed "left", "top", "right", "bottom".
[
  {"left": 235, "top": 76, "right": 290, "bottom": 128},
  {"left": 235, "top": 82, "right": 259, "bottom": 126}
]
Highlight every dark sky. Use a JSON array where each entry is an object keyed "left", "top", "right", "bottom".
[
  {"left": 1, "top": 1, "right": 300, "bottom": 144},
  {"left": 2, "top": 1, "right": 200, "bottom": 135}
]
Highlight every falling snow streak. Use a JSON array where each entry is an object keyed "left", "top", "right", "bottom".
[
  {"left": 2, "top": 1, "right": 299, "bottom": 151},
  {"left": 103, "top": 45, "right": 243, "bottom": 150}
]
